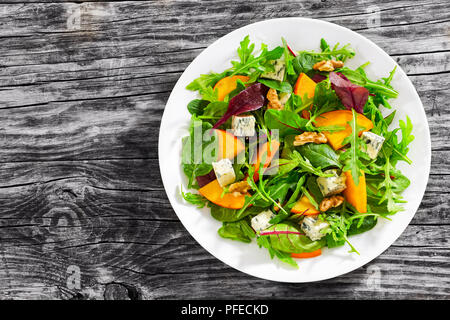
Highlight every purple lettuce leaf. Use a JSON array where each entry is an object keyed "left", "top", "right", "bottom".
[
  {"left": 329, "top": 72, "right": 369, "bottom": 113},
  {"left": 213, "top": 83, "right": 268, "bottom": 129},
  {"left": 196, "top": 169, "right": 216, "bottom": 188},
  {"left": 311, "top": 74, "right": 327, "bottom": 83}
]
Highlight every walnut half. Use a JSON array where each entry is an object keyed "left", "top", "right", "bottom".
[
  {"left": 266, "top": 88, "right": 283, "bottom": 110},
  {"left": 228, "top": 180, "right": 251, "bottom": 196},
  {"left": 313, "top": 60, "right": 344, "bottom": 72},
  {"left": 293, "top": 132, "right": 327, "bottom": 146},
  {"left": 319, "top": 195, "right": 344, "bottom": 212}
]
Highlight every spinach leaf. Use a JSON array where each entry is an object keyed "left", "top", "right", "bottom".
[
  {"left": 292, "top": 52, "right": 316, "bottom": 74},
  {"left": 297, "top": 143, "right": 342, "bottom": 169},
  {"left": 218, "top": 219, "right": 255, "bottom": 243},
  {"left": 202, "top": 101, "right": 229, "bottom": 117},
  {"left": 257, "top": 236, "right": 298, "bottom": 268},
  {"left": 264, "top": 109, "right": 308, "bottom": 138},
  {"left": 187, "top": 99, "right": 210, "bottom": 115},
  {"left": 181, "top": 118, "right": 214, "bottom": 188},
  {"left": 306, "top": 176, "right": 324, "bottom": 203},
  {"left": 209, "top": 203, "right": 265, "bottom": 222},
  {"left": 257, "top": 79, "right": 292, "bottom": 93},
  {"left": 347, "top": 215, "right": 378, "bottom": 236},
  {"left": 259, "top": 223, "right": 326, "bottom": 254}
]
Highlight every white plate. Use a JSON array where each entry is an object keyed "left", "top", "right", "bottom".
[{"left": 158, "top": 18, "right": 431, "bottom": 282}]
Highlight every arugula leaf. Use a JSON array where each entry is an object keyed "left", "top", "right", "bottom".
[
  {"left": 186, "top": 71, "right": 228, "bottom": 93},
  {"left": 282, "top": 37, "right": 296, "bottom": 78},
  {"left": 338, "top": 66, "right": 398, "bottom": 99},
  {"left": 339, "top": 109, "right": 370, "bottom": 185},
  {"left": 230, "top": 36, "right": 284, "bottom": 76},
  {"left": 292, "top": 40, "right": 355, "bottom": 75},
  {"left": 324, "top": 212, "right": 359, "bottom": 254},
  {"left": 257, "top": 236, "right": 298, "bottom": 267},
  {"left": 288, "top": 150, "right": 333, "bottom": 177},
  {"left": 181, "top": 187, "right": 207, "bottom": 208},
  {"left": 377, "top": 150, "right": 403, "bottom": 212}
]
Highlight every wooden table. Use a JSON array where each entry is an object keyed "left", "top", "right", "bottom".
[{"left": 0, "top": 0, "right": 448, "bottom": 300}]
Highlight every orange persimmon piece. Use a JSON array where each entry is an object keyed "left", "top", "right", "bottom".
[
  {"left": 343, "top": 170, "right": 367, "bottom": 213},
  {"left": 314, "top": 110, "right": 373, "bottom": 150},
  {"left": 214, "top": 129, "right": 245, "bottom": 160},
  {"left": 291, "top": 196, "right": 320, "bottom": 215},
  {"left": 213, "top": 75, "right": 250, "bottom": 101},
  {"left": 291, "top": 249, "right": 322, "bottom": 259},
  {"left": 253, "top": 139, "right": 280, "bottom": 181},
  {"left": 294, "top": 73, "right": 316, "bottom": 120},
  {"left": 199, "top": 179, "right": 247, "bottom": 209}
]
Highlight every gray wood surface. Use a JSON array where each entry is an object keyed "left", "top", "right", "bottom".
[{"left": 0, "top": 0, "right": 448, "bottom": 300}]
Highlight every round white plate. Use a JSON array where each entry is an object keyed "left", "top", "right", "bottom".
[{"left": 158, "top": 18, "right": 431, "bottom": 282}]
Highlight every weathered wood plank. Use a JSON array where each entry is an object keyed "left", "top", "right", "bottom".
[
  {"left": 0, "top": 73, "right": 447, "bottom": 162},
  {"left": 1, "top": 241, "right": 449, "bottom": 299},
  {"left": 0, "top": 159, "right": 447, "bottom": 224},
  {"left": 0, "top": 1, "right": 449, "bottom": 65}
]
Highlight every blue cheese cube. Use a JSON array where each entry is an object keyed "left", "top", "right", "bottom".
[
  {"left": 261, "top": 59, "right": 285, "bottom": 82},
  {"left": 301, "top": 216, "right": 329, "bottom": 241},
  {"left": 361, "top": 131, "right": 385, "bottom": 159},
  {"left": 232, "top": 115, "right": 256, "bottom": 137},
  {"left": 316, "top": 169, "right": 347, "bottom": 197},
  {"left": 212, "top": 158, "right": 235, "bottom": 187},
  {"left": 251, "top": 210, "right": 276, "bottom": 233}
]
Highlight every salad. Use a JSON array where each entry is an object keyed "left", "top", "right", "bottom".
[{"left": 180, "top": 36, "right": 414, "bottom": 267}]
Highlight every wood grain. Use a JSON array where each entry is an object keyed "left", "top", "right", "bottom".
[{"left": 0, "top": 0, "right": 448, "bottom": 300}]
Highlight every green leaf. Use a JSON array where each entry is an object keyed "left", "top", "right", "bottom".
[
  {"left": 181, "top": 188, "right": 207, "bottom": 208},
  {"left": 230, "top": 36, "right": 284, "bottom": 76},
  {"left": 297, "top": 143, "right": 342, "bottom": 169},
  {"left": 218, "top": 219, "right": 255, "bottom": 243},
  {"left": 288, "top": 151, "right": 332, "bottom": 177},
  {"left": 209, "top": 203, "right": 265, "bottom": 222},
  {"left": 347, "top": 215, "right": 378, "bottom": 236},
  {"left": 181, "top": 117, "right": 214, "bottom": 188},
  {"left": 264, "top": 109, "right": 308, "bottom": 138},
  {"left": 202, "top": 101, "right": 229, "bottom": 117},
  {"left": 259, "top": 223, "right": 326, "bottom": 254},
  {"left": 282, "top": 37, "right": 296, "bottom": 77},
  {"left": 187, "top": 99, "right": 210, "bottom": 115},
  {"left": 338, "top": 67, "right": 399, "bottom": 98},
  {"left": 339, "top": 109, "right": 369, "bottom": 185},
  {"left": 201, "top": 87, "right": 219, "bottom": 102},
  {"left": 306, "top": 176, "right": 324, "bottom": 203},
  {"left": 186, "top": 71, "right": 228, "bottom": 93},
  {"left": 256, "top": 236, "right": 298, "bottom": 267},
  {"left": 257, "top": 78, "right": 292, "bottom": 93}
]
